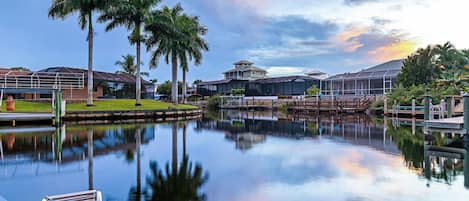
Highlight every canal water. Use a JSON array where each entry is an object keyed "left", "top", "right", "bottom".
[{"left": 0, "top": 110, "right": 468, "bottom": 201}]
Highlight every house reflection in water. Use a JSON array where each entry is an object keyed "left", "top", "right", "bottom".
[
  {"left": 200, "top": 110, "right": 469, "bottom": 189},
  {"left": 0, "top": 125, "right": 155, "bottom": 178},
  {"left": 225, "top": 132, "right": 266, "bottom": 151}
]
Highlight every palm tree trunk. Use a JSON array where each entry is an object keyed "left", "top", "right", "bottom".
[
  {"left": 86, "top": 14, "right": 94, "bottom": 106},
  {"left": 183, "top": 122, "right": 186, "bottom": 157},
  {"left": 135, "top": 26, "right": 142, "bottom": 106},
  {"left": 172, "top": 123, "right": 178, "bottom": 171},
  {"left": 87, "top": 128, "right": 94, "bottom": 190},
  {"left": 182, "top": 69, "right": 187, "bottom": 104},
  {"left": 135, "top": 127, "right": 142, "bottom": 196},
  {"left": 171, "top": 54, "right": 178, "bottom": 104}
]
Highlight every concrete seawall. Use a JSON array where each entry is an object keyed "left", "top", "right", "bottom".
[{"left": 63, "top": 109, "right": 203, "bottom": 121}]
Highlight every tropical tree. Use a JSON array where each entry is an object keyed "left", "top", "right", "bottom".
[
  {"left": 145, "top": 4, "right": 208, "bottom": 104},
  {"left": 193, "top": 79, "right": 202, "bottom": 86},
  {"left": 398, "top": 45, "right": 438, "bottom": 87},
  {"left": 48, "top": 0, "right": 111, "bottom": 106},
  {"left": 99, "top": 0, "right": 161, "bottom": 106},
  {"left": 115, "top": 54, "right": 149, "bottom": 77}
]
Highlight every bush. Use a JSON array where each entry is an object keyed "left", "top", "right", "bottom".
[
  {"left": 388, "top": 84, "right": 460, "bottom": 105},
  {"left": 279, "top": 103, "right": 289, "bottom": 113},
  {"left": 231, "top": 88, "right": 245, "bottom": 95},
  {"left": 207, "top": 95, "right": 221, "bottom": 110},
  {"left": 370, "top": 98, "right": 384, "bottom": 110},
  {"left": 307, "top": 86, "right": 320, "bottom": 96}
]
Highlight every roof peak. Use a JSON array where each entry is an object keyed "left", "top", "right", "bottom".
[{"left": 234, "top": 60, "right": 254, "bottom": 65}]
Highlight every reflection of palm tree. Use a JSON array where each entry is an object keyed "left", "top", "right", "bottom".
[
  {"left": 87, "top": 128, "right": 94, "bottom": 190},
  {"left": 128, "top": 127, "right": 143, "bottom": 201},
  {"left": 145, "top": 155, "right": 208, "bottom": 201},
  {"left": 172, "top": 123, "right": 178, "bottom": 171}
]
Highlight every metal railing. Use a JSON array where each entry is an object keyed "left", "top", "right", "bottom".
[{"left": 0, "top": 71, "right": 84, "bottom": 89}]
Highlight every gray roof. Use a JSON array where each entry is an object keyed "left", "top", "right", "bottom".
[
  {"left": 253, "top": 75, "right": 318, "bottom": 83},
  {"left": 223, "top": 66, "right": 267, "bottom": 74},
  {"left": 360, "top": 59, "right": 403, "bottom": 73},
  {"left": 234, "top": 60, "right": 254, "bottom": 65},
  {"left": 326, "top": 59, "right": 403, "bottom": 80},
  {"left": 198, "top": 79, "right": 247, "bottom": 85}
]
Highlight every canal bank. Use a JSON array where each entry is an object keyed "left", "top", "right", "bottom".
[{"left": 0, "top": 99, "right": 202, "bottom": 126}]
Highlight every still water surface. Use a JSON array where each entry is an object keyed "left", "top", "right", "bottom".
[{"left": 0, "top": 111, "right": 468, "bottom": 201}]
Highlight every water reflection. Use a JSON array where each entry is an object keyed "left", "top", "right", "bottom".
[{"left": 1, "top": 111, "right": 469, "bottom": 200}]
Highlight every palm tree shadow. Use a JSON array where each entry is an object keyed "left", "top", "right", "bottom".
[
  {"left": 128, "top": 155, "right": 209, "bottom": 201},
  {"left": 144, "top": 155, "right": 208, "bottom": 201}
]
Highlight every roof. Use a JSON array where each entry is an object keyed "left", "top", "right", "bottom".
[
  {"left": 39, "top": 67, "right": 150, "bottom": 84},
  {"left": 305, "top": 69, "right": 326, "bottom": 76},
  {"left": 325, "top": 59, "right": 403, "bottom": 80},
  {"left": 234, "top": 60, "right": 254, "bottom": 65},
  {"left": 360, "top": 59, "right": 403, "bottom": 73},
  {"left": 198, "top": 79, "right": 247, "bottom": 85},
  {"left": 253, "top": 75, "right": 318, "bottom": 83},
  {"left": 224, "top": 66, "right": 267, "bottom": 74},
  {"left": 0, "top": 68, "right": 32, "bottom": 76}
]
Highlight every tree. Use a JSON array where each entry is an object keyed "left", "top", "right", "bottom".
[
  {"left": 10, "top": 67, "right": 30, "bottom": 71},
  {"left": 434, "top": 42, "right": 466, "bottom": 71},
  {"left": 115, "top": 54, "right": 149, "bottom": 77},
  {"left": 306, "top": 86, "right": 320, "bottom": 96},
  {"left": 193, "top": 79, "right": 202, "bottom": 86},
  {"left": 49, "top": 0, "right": 110, "bottom": 106},
  {"left": 145, "top": 4, "right": 208, "bottom": 104},
  {"left": 157, "top": 80, "right": 182, "bottom": 95},
  {"left": 398, "top": 45, "right": 437, "bottom": 87},
  {"left": 99, "top": 0, "right": 160, "bottom": 106}
]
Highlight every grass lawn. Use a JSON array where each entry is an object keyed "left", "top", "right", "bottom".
[{"left": 1, "top": 99, "right": 197, "bottom": 113}]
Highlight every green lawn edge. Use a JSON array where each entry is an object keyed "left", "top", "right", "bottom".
[{"left": 1, "top": 99, "right": 198, "bottom": 113}]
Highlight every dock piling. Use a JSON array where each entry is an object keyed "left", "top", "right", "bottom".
[
  {"left": 446, "top": 96, "right": 453, "bottom": 118},
  {"left": 424, "top": 95, "right": 431, "bottom": 120},
  {"left": 464, "top": 94, "right": 468, "bottom": 135}
]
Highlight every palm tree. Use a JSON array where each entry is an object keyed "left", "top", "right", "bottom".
[
  {"left": 48, "top": 0, "right": 111, "bottom": 106},
  {"left": 115, "top": 54, "right": 150, "bottom": 77},
  {"left": 99, "top": 0, "right": 160, "bottom": 106},
  {"left": 145, "top": 4, "right": 208, "bottom": 104}
]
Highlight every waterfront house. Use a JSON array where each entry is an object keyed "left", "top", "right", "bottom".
[
  {"left": 39, "top": 67, "right": 152, "bottom": 100},
  {"left": 320, "top": 59, "right": 403, "bottom": 96},
  {"left": 0, "top": 67, "right": 152, "bottom": 100},
  {"left": 223, "top": 60, "right": 267, "bottom": 80},
  {"left": 197, "top": 60, "right": 322, "bottom": 96}
]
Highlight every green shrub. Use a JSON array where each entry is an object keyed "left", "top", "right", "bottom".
[
  {"left": 306, "top": 86, "right": 320, "bottom": 96},
  {"left": 370, "top": 98, "right": 384, "bottom": 110},
  {"left": 280, "top": 103, "right": 289, "bottom": 113},
  {"left": 388, "top": 84, "right": 460, "bottom": 105},
  {"left": 231, "top": 88, "right": 245, "bottom": 95},
  {"left": 207, "top": 95, "right": 221, "bottom": 110}
]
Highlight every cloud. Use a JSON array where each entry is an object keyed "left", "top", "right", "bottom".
[
  {"left": 367, "top": 39, "right": 416, "bottom": 62},
  {"left": 344, "top": 0, "right": 381, "bottom": 6},
  {"left": 334, "top": 26, "right": 369, "bottom": 52}
]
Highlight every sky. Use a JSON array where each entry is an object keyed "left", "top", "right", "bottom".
[{"left": 0, "top": 0, "right": 468, "bottom": 83}]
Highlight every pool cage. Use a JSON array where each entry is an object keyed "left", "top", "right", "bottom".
[
  {"left": 0, "top": 70, "right": 84, "bottom": 113},
  {"left": 320, "top": 68, "right": 400, "bottom": 96}
]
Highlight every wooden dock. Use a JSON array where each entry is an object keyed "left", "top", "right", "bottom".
[
  {"left": 425, "top": 116, "right": 464, "bottom": 129},
  {"left": 0, "top": 113, "right": 53, "bottom": 122}
]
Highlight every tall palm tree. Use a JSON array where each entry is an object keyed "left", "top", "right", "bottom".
[
  {"left": 48, "top": 0, "right": 111, "bottom": 106},
  {"left": 145, "top": 4, "right": 208, "bottom": 104},
  {"left": 115, "top": 54, "right": 149, "bottom": 77},
  {"left": 100, "top": 0, "right": 160, "bottom": 106}
]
